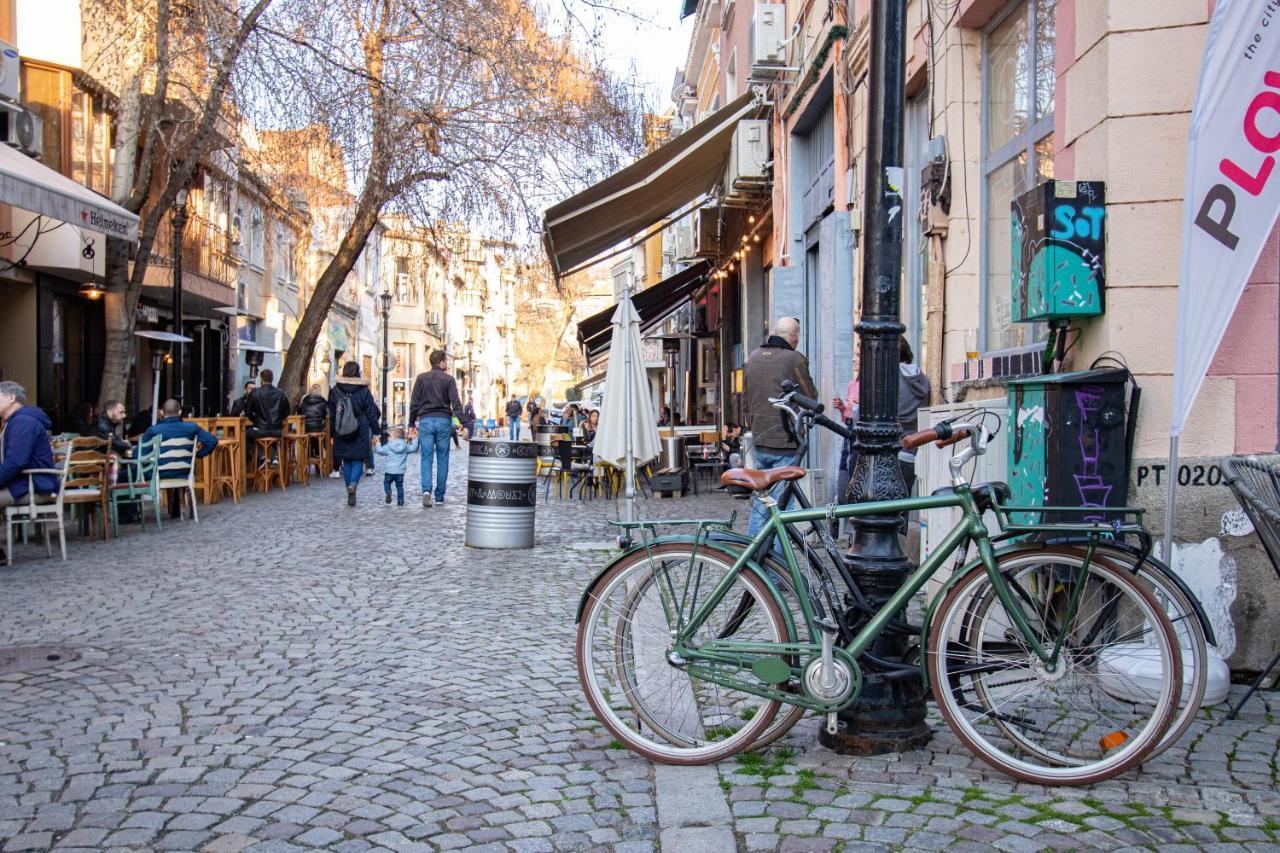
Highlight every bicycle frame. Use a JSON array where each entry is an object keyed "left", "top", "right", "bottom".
[{"left": 668, "top": 484, "right": 1068, "bottom": 712}]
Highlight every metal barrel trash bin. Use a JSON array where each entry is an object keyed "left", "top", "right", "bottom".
[{"left": 465, "top": 439, "right": 539, "bottom": 549}]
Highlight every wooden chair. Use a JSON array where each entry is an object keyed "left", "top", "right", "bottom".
[
  {"left": 61, "top": 437, "right": 111, "bottom": 541},
  {"left": 4, "top": 448, "right": 70, "bottom": 565},
  {"left": 190, "top": 418, "right": 219, "bottom": 504},
  {"left": 157, "top": 436, "right": 200, "bottom": 521},
  {"left": 251, "top": 436, "right": 286, "bottom": 493},
  {"left": 110, "top": 435, "right": 163, "bottom": 533},
  {"left": 213, "top": 417, "right": 246, "bottom": 499},
  {"left": 304, "top": 417, "right": 329, "bottom": 479},
  {"left": 284, "top": 416, "right": 310, "bottom": 486}
]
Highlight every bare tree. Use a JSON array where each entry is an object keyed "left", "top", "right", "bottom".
[
  {"left": 87, "top": 0, "right": 275, "bottom": 406},
  {"left": 514, "top": 261, "right": 597, "bottom": 399},
  {"left": 240, "top": 0, "right": 643, "bottom": 403}
]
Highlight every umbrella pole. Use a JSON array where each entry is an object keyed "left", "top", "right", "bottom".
[
  {"left": 623, "top": 285, "right": 636, "bottom": 528},
  {"left": 1162, "top": 434, "right": 1179, "bottom": 564}
]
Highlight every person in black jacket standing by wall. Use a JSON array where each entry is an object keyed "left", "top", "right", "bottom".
[
  {"left": 409, "top": 349, "right": 465, "bottom": 507},
  {"left": 330, "top": 361, "right": 381, "bottom": 507}
]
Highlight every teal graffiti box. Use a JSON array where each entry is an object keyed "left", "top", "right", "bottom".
[{"left": 1011, "top": 180, "right": 1106, "bottom": 323}]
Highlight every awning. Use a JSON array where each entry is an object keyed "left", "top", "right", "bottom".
[
  {"left": 0, "top": 144, "right": 138, "bottom": 240},
  {"left": 543, "top": 92, "right": 757, "bottom": 277},
  {"left": 577, "top": 260, "right": 711, "bottom": 358}
]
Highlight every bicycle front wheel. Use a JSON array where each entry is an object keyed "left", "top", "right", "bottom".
[
  {"left": 928, "top": 551, "right": 1181, "bottom": 785},
  {"left": 577, "top": 543, "right": 787, "bottom": 764}
]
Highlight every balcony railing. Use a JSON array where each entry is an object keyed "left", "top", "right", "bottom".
[{"left": 148, "top": 212, "right": 238, "bottom": 288}]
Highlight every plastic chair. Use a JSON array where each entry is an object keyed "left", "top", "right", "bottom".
[
  {"left": 111, "top": 435, "right": 163, "bottom": 533},
  {"left": 1224, "top": 456, "right": 1280, "bottom": 718},
  {"left": 4, "top": 449, "right": 69, "bottom": 565}
]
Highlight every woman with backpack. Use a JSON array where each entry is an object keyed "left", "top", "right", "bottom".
[{"left": 330, "top": 361, "right": 382, "bottom": 507}]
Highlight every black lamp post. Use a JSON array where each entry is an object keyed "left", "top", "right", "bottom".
[
  {"left": 819, "top": 0, "right": 932, "bottom": 756},
  {"left": 171, "top": 186, "right": 190, "bottom": 403},
  {"left": 379, "top": 290, "right": 392, "bottom": 434}
]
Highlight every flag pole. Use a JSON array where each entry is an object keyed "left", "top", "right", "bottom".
[
  {"left": 1162, "top": 434, "right": 1179, "bottom": 565},
  {"left": 623, "top": 279, "right": 636, "bottom": 530}
]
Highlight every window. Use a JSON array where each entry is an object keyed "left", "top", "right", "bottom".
[
  {"left": 395, "top": 256, "right": 412, "bottom": 303},
  {"left": 20, "top": 64, "right": 112, "bottom": 194},
  {"left": 981, "top": 0, "right": 1056, "bottom": 353},
  {"left": 233, "top": 204, "right": 246, "bottom": 259},
  {"left": 249, "top": 208, "right": 265, "bottom": 268}
]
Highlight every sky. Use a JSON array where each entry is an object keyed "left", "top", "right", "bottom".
[{"left": 573, "top": 2, "right": 695, "bottom": 111}]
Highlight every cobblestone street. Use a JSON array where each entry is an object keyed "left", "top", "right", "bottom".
[{"left": 2, "top": 448, "right": 1279, "bottom": 852}]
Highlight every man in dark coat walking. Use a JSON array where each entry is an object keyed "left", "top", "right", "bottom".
[{"left": 409, "top": 349, "right": 465, "bottom": 507}]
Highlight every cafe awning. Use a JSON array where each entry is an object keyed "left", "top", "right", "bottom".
[
  {"left": 543, "top": 92, "right": 757, "bottom": 277},
  {"left": 577, "top": 260, "right": 711, "bottom": 359},
  {"left": 0, "top": 143, "right": 138, "bottom": 240}
]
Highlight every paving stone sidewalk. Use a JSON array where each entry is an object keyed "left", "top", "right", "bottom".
[{"left": 1, "top": 448, "right": 1277, "bottom": 852}]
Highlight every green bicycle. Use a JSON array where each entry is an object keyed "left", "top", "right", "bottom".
[{"left": 576, "top": 419, "right": 1183, "bottom": 786}]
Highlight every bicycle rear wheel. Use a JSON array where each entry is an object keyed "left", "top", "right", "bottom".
[
  {"left": 928, "top": 551, "right": 1181, "bottom": 785},
  {"left": 577, "top": 543, "right": 787, "bottom": 764},
  {"left": 1039, "top": 547, "right": 1208, "bottom": 758}
]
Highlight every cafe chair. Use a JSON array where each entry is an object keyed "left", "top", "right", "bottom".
[
  {"left": 157, "top": 436, "right": 201, "bottom": 522},
  {"left": 4, "top": 450, "right": 71, "bottom": 565},
  {"left": 1224, "top": 456, "right": 1280, "bottom": 718},
  {"left": 110, "top": 435, "right": 163, "bottom": 534},
  {"left": 61, "top": 437, "right": 111, "bottom": 541}
]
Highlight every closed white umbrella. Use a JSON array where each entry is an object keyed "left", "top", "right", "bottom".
[{"left": 594, "top": 292, "right": 660, "bottom": 534}]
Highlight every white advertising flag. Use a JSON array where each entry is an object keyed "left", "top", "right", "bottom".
[{"left": 1172, "top": 0, "right": 1280, "bottom": 436}]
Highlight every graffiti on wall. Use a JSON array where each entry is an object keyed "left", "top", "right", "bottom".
[
  {"left": 1008, "top": 385, "right": 1046, "bottom": 524},
  {"left": 1011, "top": 181, "right": 1107, "bottom": 323}
]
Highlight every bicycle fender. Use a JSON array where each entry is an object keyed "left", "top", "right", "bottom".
[
  {"left": 919, "top": 551, "right": 991, "bottom": 692},
  {"left": 573, "top": 536, "right": 797, "bottom": 645}
]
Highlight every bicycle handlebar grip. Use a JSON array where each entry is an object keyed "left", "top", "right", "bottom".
[
  {"left": 901, "top": 429, "right": 939, "bottom": 450},
  {"left": 813, "top": 413, "right": 855, "bottom": 441},
  {"left": 934, "top": 432, "right": 967, "bottom": 448},
  {"left": 789, "top": 390, "right": 824, "bottom": 414}
]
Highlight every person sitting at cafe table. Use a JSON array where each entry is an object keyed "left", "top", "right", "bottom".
[
  {"left": 581, "top": 408, "right": 600, "bottom": 447},
  {"left": 91, "top": 399, "right": 133, "bottom": 457},
  {"left": 245, "top": 369, "right": 288, "bottom": 439},
  {"left": 297, "top": 384, "right": 329, "bottom": 433},
  {"left": 0, "top": 380, "right": 58, "bottom": 512},
  {"left": 229, "top": 381, "right": 255, "bottom": 417},
  {"left": 142, "top": 399, "right": 219, "bottom": 471}
]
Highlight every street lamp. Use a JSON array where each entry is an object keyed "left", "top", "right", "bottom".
[
  {"left": 823, "top": 0, "right": 931, "bottom": 756},
  {"left": 379, "top": 289, "right": 392, "bottom": 435},
  {"left": 171, "top": 185, "right": 191, "bottom": 404}
]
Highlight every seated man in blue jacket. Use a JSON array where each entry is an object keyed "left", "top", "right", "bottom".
[
  {"left": 142, "top": 398, "right": 219, "bottom": 481},
  {"left": 0, "top": 380, "right": 58, "bottom": 510}
]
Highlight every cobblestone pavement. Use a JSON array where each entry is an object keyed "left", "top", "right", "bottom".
[{"left": 2, "top": 448, "right": 1278, "bottom": 852}]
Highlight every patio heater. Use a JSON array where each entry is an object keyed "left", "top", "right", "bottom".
[
  {"left": 134, "top": 329, "right": 194, "bottom": 423},
  {"left": 379, "top": 290, "right": 392, "bottom": 435}
]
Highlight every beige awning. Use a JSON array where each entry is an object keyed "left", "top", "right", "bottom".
[
  {"left": 543, "top": 92, "right": 758, "bottom": 277},
  {"left": 0, "top": 143, "right": 138, "bottom": 240}
]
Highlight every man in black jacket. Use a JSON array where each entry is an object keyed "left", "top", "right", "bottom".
[
  {"left": 92, "top": 400, "right": 133, "bottom": 457},
  {"left": 245, "top": 369, "right": 288, "bottom": 440},
  {"left": 229, "top": 381, "right": 255, "bottom": 417},
  {"left": 409, "top": 349, "right": 466, "bottom": 507},
  {"left": 742, "top": 317, "right": 818, "bottom": 540}
]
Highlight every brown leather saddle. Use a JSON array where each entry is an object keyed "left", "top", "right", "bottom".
[{"left": 720, "top": 465, "right": 806, "bottom": 496}]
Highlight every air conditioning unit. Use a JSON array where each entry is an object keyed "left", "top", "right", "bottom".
[
  {"left": 673, "top": 218, "right": 694, "bottom": 262},
  {"left": 0, "top": 42, "right": 18, "bottom": 103},
  {"left": 693, "top": 206, "right": 720, "bottom": 257},
  {"left": 726, "top": 119, "right": 770, "bottom": 195},
  {"left": 0, "top": 102, "right": 42, "bottom": 159},
  {"left": 751, "top": 4, "right": 788, "bottom": 68}
]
